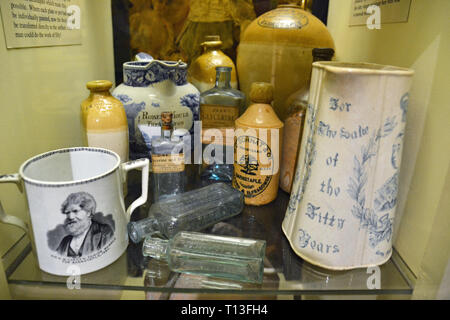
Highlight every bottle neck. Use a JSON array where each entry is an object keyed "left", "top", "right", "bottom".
[
  {"left": 203, "top": 44, "right": 221, "bottom": 53},
  {"left": 142, "top": 237, "right": 169, "bottom": 261},
  {"left": 215, "top": 70, "right": 232, "bottom": 89},
  {"left": 161, "top": 124, "right": 173, "bottom": 141},
  {"left": 312, "top": 49, "right": 335, "bottom": 62},
  {"left": 89, "top": 90, "right": 111, "bottom": 99},
  {"left": 313, "top": 55, "right": 334, "bottom": 62},
  {"left": 128, "top": 217, "right": 159, "bottom": 244}
]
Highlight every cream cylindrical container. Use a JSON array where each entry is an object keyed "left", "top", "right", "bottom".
[
  {"left": 233, "top": 82, "right": 283, "bottom": 206},
  {"left": 81, "top": 80, "right": 129, "bottom": 163}
]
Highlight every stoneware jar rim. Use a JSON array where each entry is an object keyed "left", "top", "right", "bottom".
[
  {"left": 19, "top": 147, "right": 121, "bottom": 187},
  {"left": 313, "top": 61, "right": 414, "bottom": 76}
]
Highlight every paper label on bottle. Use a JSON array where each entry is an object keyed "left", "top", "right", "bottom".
[
  {"left": 151, "top": 153, "right": 185, "bottom": 173},
  {"left": 257, "top": 8, "right": 309, "bottom": 29},
  {"left": 233, "top": 130, "right": 280, "bottom": 204},
  {"left": 201, "top": 104, "right": 239, "bottom": 128},
  {"left": 201, "top": 104, "right": 239, "bottom": 147}
]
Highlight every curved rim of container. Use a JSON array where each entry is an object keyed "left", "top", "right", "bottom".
[
  {"left": 281, "top": 223, "right": 393, "bottom": 271},
  {"left": 313, "top": 61, "right": 414, "bottom": 76},
  {"left": 123, "top": 59, "right": 187, "bottom": 70},
  {"left": 19, "top": 147, "right": 121, "bottom": 187}
]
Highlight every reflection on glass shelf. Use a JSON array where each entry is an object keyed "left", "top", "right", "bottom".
[{"left": 3, "top": 181, "right": 414, "bottom": 296}]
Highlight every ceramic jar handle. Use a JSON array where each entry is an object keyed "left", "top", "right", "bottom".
[
  {"left": 0, "top": 174, "right": 28, "bottom": 232},
  {"left": 121, "top": 159, "right": 149, "bottom": 218}
]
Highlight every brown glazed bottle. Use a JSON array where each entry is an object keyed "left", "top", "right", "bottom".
[
  {"left": 233, "top": 82, "right": 283, "bottom": 206},
  {"left": 279, "top": 48, "right": 334, "bottom": 193}
]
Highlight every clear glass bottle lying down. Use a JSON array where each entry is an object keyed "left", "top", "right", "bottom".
[
  {"left": 142, "top": 231, "right": 266, "bottom": 283},
  {"left": 128, "top": 182, "right": 244, "bottom": 243}
]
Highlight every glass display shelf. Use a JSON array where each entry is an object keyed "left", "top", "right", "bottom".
[{"left": 2, "top": 170, "right": 414, "bottom": 298}]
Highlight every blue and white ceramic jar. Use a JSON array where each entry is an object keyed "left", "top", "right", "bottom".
[{"left": 113, "top": 57, "right": 200, "bottom": 160}]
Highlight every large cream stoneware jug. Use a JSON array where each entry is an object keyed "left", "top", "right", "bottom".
[{"left": 236, "top": 4, "right": 334, "bottom": 120}]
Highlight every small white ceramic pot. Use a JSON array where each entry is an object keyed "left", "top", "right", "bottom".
[
  {"left": 283, "top": 62, "right": 414, "bottom": 270},
  {"left": 0, "top": 147, "right": 149, "bottom": 276}
]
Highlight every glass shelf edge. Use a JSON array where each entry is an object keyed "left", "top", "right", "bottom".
[
  {"left": 391, "top": 247, "right": 416, "bottom": 290},
  {"left": 7, "top": 279, "right": 413, "bottom": 296}
]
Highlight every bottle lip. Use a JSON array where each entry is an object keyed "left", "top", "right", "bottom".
[
  {"left": 216, "top": 66, "right": 232, "bottom": 72},
  {"left": 128, "top": 222, "right": 141, "bottom": 244},
  {"left": 277, "top": 4, "right": 302, "bottom": 9},
  {"left": 142, "top": 237, "right": 169, "bottom": 261},
  {"left": 312, "top": 48, "right": 335, "bottom": 59},
  {"left": 201, "top": 40, "right": 223, "bottom": 48},
  {"left": 87, "top": 80, "right": 113, "bottom": 92}
]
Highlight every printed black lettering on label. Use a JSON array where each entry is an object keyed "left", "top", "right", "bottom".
[{"left": 233, "top": 135, "right": 273, "bottom": 198}]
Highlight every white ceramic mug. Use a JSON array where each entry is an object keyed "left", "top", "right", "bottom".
[
  {"left": 283, "top": 62, "right": 414, "bottom": 270},
  {"left": 0, "top": 147, "right": 149, "bottom": 276}
]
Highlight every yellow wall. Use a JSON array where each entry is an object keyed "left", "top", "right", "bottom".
[
  {"left": 327, "top": 0, "right": 450, "bottom": 298},
  {"left": 0, "top": 0, "right": 115, "bottom": 258}
]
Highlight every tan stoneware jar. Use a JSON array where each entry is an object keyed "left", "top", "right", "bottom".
[
  {"left": 81, "top": 80, "right": 129, "bottom": 164},
  {"left": 188, "top": 35, "right": 238, "bottom": 93},
  {"left": 233, "top": 82, "right": 283, "bottom": 206},
  {"left": 236, "top": 4, "right": 335, "bottom": 120}
]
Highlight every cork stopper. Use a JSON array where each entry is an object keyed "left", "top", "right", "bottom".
[
  {"left": 161, "top": 112, "right": 173, "bottom": 126},
  {"left": 86, "top": 80, "right": 113, "bottom": 92},
  {"left": 250, "top": 82, "right": 274, "bottom": 104}
]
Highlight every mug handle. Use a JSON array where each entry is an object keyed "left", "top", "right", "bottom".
[
  {"left": 0, "top": 174, "right": 28, "bottom": 232},
  {"left": 120, "top": 159, "right": 149, "bottom": 219}
]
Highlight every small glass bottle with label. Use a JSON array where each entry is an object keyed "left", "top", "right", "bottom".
[
  {"left": 199, "top": 67, "right": 246, "bottom": 182},
  {"left": 151, "top": 112, "right": 185, "bottom": 202}
]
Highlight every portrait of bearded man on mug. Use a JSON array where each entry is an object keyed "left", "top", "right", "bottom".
[{"left": 55, "top": 192, "right": 115, "bottom": 258}]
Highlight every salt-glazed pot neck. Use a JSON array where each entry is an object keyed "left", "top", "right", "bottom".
[{"left": 123, "top": 60, "right": 188, "bottom": 87}]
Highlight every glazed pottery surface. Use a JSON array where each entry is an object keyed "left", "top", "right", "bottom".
[
  {"left": 81, "top": 80, "right": 129, "bottom": 163},
  {"left": 188, "top": 36, "right": 238, "bottom": 93},
  {"left": 113, "top": 58, "right": 200, "bottom": 160},
  {"left": 280, "top": 105, "right": 306, "bottom": 193},
  {"left": 0, "top": 148, "right": 149, "bottom": 275},
  {"left": 233, "top": 83, "right": 283, "bottom": 206},
  {"left": 283, "top": 62, "right": 414, "bottom": 270},
  {"left": 237, "top": 4, "right": 334, "bottom": 120}
]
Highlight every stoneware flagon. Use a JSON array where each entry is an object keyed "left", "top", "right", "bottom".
[
  {"left": 112, "top": 56, "right": 200, "bottom": 160},
  {"left": 81, "top": 80, "right": 129, "bottom": 164},
  {"left": 188, "top": 35, "right": 238, "bottom": 93},
  {"left": 283, "top": 62, "right": 414, "bottom": 270},
  {"left": 237, "top": 4, "right": 335, "bottom": 121},
  {"left": 0, "top": 148, "right": 149, "bottom": 276}
]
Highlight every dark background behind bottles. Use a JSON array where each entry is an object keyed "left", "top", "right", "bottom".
[{"left": 111, "top": 0, "right": 330, "bottom": 86}]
